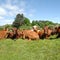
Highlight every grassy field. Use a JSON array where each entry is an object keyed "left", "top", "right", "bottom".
[{"left": 0, "top": 38, "right": 60, "bottom": 60}]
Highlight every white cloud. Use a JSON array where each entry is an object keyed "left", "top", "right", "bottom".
[
  {"left": 1, "top": 0, "right": 26, "bottom": 17},
  {"left": 0, "top": 7, "right": 7, "bottom": 16},
  {"left": 0, "top": 16, "right": 4, "bottom": 19},
  {"left": 0, "top": 0, "right": 36, "bottom": 25},
  {"left": 0, "top": 19, "right": 14, "bottom": 26},
  {"left": 0, "top": 3, "right": 26, "bottom": 25},
  {"left": 7, "top": 6, "right": 25, "bottom": 17},
  {"left": 29, "top": 13, "right": 33, "bottom": 17},
  {"left": 28, "top": 9, "right": 36, "bottom": 17},
  {"left": 4, "top": 4, "right": 18, "bottom": 10}
]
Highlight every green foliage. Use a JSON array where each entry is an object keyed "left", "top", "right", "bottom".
[
  {"left": 32, "top": 20, "right": 37, "bottom": 26},
  {"left": 19, "top": 25, "right": 32, "bottom": 30},
  {"left": 0, "top": 24, "right": 12, "bottom": 30},
  {"left": 24, "top": 17, "right": 31, "bottom": 26},
  {"left": 32, "top": 20, "right": 59, "bottom": 28},
  {"left": 3, "top": 24, "right": 12, "bottom": 29},
  {"left": 0, "top": 26, "right": 3, "bottom": 30},
  {"left": 1, "top": 13, "right": 60, "bottom": 29},
  {"left": 0, "top": 39, "right": 60, "bottom": 60},
  {"left": 12, "top": 14, "right": 31, "bottom": 29},
  {"left": 12, "top": 14, "right": 25, "bottom": 28}
]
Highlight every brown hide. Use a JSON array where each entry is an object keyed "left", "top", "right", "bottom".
[
  {"left": 37, "top": 30, "right": 44, "bottom": 39},
  {"left": 16, "top": 30, "right": 23, "bottom": 39},
  {"left": 7, "top": 28, "right": 23, "bottom": 39},
  {"left": 37, "top": 28, "right": 52, "bottom": 39},
  {"left": 44, "top": 26, "right": 48, "bottom": 34},
  {"left": 32, "top": 26, "right": 52, "bottom": 39},
  {"left": 21, "top": 30, "right": 39, "bottom": 40},
  {"left": 7, "top": 27, "right": 18, "bottom": 39},
  {"left": 50, "top": 26, "right": 60, "bottom": 38},
  {"left": 56, "top": 26, "right": 60, "bottom": 38},
  {"left": 0, "top": 30, "right": 8, "bottom": 39},
  {"left": 57, "top": 26, "right": 60, "bottom": 33},
  {"left": 7, "top": 32, "right": 14, "bottom": 39},
  {"left": 45, "top": 29, "right": 52, "bottom": 39}
]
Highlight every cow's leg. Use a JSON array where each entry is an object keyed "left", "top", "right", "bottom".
[
  {"left": 27, "top": 37, "right": 31, "bottom": 41},
  {"left": 22, "top": 35, "right": 25, "bottom": 39},
  {"left": 28, "top": 39, "right": 31, "bottom": 41},
  {"left": 45, "top": 35, "right": 49, "bottom": 39},
  {"left": 56, "top": 34, "right": 60, "bottom": 38}
]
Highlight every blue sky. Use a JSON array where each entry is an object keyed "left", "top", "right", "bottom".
[{"left": 0, "top": 0, "right": 60, "bottom": 26}]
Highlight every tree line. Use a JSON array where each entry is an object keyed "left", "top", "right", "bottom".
[{"left": 0, "top": 13, "right": 60, "bottom": 30}]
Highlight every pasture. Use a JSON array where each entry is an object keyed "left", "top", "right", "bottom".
[{"left": 0, "top": 38, "right": 60, "bottom": 60}]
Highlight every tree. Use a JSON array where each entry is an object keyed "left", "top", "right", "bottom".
[
  {"left": 24, "top": 17, "right": 30, "bottom": 26},
  {"left": 31, "top": 20, "right": 57, "bottom": 28},
  {"left": 12, "top": 14, "right": 25, "bottom": 28},
  {"left": 32, "top": 20, "right": 37, "bottom": 26}
]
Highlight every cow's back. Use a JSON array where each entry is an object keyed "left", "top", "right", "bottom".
[
  {"left": 22, "top": 30, "right": 39, "bottom": 40},
  {"left": 0, "top": 30, "right": 8, "bottom": 39}
]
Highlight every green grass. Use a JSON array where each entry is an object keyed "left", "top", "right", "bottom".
[{"left": 0, "top": 38, "right": 60, "bottom": 60}]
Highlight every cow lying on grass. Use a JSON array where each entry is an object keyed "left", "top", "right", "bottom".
[
  {"left": 32, "top": 26, "right": 53, "bottom": 39},
  {"left": 7, "top": 27, "right": 53, "bottom": 40},
  {"left": 7, "top": 27, "right": 19, "bottom": 39},
  {"left": 0, "top": 26, "right": 58, "bottom": 40},
  {"left": 0, "top": 28, "right": 8, "bottom": 39},
  {"left": 6, "top": 29, "right": 39, "bottom": 40},
  {"left": 53, "top": 26, "right": 60, "bottom": 38},
  {"left": 21, "top": 30, "right": 39, "bottom": 40}
]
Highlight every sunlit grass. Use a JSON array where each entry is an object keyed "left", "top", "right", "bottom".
[{"left": 0, "top": 38, "right": 60, "bottom": 60}]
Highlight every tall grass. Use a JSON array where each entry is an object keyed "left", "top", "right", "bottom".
[{"left": 0, "top": 39, "right": 60, "bottom": 60}]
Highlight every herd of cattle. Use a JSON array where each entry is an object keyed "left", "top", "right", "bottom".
[{"left": 0, "top": 25, "right": 60, "bottom": 40}]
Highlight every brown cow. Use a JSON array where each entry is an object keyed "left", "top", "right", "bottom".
[
  {"left": 57, "top": 26, "right": 60, "bottom": 38},
  {"left": 21, "top": 30, "right": 39, "bottom": 40},
  {"left": 16, "top": 29, "right": 23, "bottom": 39},
  {"left": 55, "top": 26, "right": 60, "bottom": 38},
  {"left": 7, "top": 27, "right": 18, "bottom": 39},
  {"left": 0, "top": 28, "right": 8, "bottom": 39},
  {"left": 32, "top": 25, "right": 49, "bottom": 39},
  {"left": 32, "top": 25, "right": 39, "bottom": 32},
  {"left": 43, "top": 26, "right": 53, "bottom": 39},
  {"left": 36, "top": 27, "right": 53, "bottom": 39},
  {"left": 37, "top": 29, "right": 45, "bottom": 39},
  {"left": 49, "top": 26, "right": 60, "bottom": 38},
  {"left": 7, "top": 28, "right": 23, "bottom": 39},
  {"left": 32, "top": 26, "right": 45, "bottom": 39}
]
